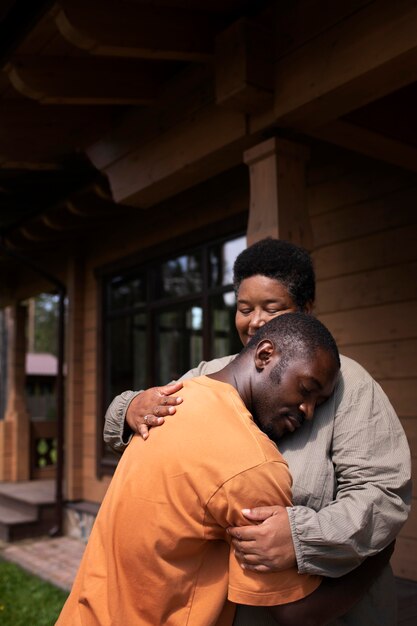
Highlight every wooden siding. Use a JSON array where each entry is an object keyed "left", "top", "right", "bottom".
[{"left": 309, "top": 146, "right": 417, "bottom": 581}]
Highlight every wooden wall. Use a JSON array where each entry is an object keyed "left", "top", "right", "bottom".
[{"left": 309, "top": 145, "right": 417, "bottom": 581}]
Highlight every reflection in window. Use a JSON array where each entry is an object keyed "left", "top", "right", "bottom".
[
  {"left": 209, "top": 235, "right": 246, "bottom": 287},
  {"left": 155, "top": 307, "right": 203, "bottom": 384},
  {"left": 109, "top": 275, "right": 145, "bottom": 310},
  {"left": 156, "top": 254, "right": 203, "bottom": 299},
  {"left": 210, "top": 292, "right": 241, "bottom": 359}
]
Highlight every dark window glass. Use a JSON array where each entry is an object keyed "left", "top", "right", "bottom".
[
  {"left": 155, "top": 253, "right": 203, "bottom": 299},
  {"left": 108, "top": 275, "right": 145, "bottom": 311},
  {"left": 155, "top": 305, "right": 203, "bottom": 384},
  {"left": 101, "top": 233, "right": 246, "bottom": 470}
]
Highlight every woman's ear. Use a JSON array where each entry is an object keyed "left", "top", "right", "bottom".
[
  {"left": 303, "top": 300, "right": 314, "bottom": 314},
  {"left": 254, "top": 339, "right": 275, "bottom": 370}
]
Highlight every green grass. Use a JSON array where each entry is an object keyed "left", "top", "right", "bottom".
[{"left": 0, "top": 560, "right": 68, "bottom": 626}]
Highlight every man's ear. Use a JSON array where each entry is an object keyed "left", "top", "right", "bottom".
[{"left": 254, "top": 339, "right": 276, "bottom": 370}]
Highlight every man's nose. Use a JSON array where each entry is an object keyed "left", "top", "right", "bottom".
[{"left": 299, "top": 401, "right": 315, "bottom": 421}]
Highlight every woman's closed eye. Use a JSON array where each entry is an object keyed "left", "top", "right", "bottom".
[{"left": 238, "top": 308, "right": 253, "bottom": 316}]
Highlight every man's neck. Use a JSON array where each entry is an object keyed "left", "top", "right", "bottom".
[{"left": 207, "top": 357, "right": 252, "bottom": 413}]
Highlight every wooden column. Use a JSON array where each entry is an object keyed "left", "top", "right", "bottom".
[
  {"left": 244, "top": 137, "right": 313, "bottom": 249},
  {"left": 65, "top": 256, "right": 85, "bottom": 500},
  {"left": 1, "top": 304, "right": 30, "bottom": 481}
]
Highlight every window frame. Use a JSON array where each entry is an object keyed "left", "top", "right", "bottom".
[{"left": 96, "top": 221, "right": 246, "bottom": 476}]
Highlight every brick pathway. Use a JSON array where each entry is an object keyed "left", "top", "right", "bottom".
[{"left": 0, "top": 535, "right": 84, "bottom": 591}]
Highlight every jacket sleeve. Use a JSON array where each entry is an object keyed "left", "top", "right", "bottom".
[
  {"left": 287, "top": 378, "right": 412, "bottom": 577},
  {"left": 102, "top": 355, "right": 238, "bottom": 453}
]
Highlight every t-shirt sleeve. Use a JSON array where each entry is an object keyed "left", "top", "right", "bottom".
[{"left": 206, "top": 461, "right": 321, "bottom": 607}]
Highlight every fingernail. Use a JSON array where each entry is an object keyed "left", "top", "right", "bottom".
[
  {"left": 241, "top": 509, "right": 251, "bottom": 515},
  {"left": 176, "top": 398, "right": 183, "bottom": 404},
  {"left": 169, "top": 407, "right": 175, "bottom": 414}
]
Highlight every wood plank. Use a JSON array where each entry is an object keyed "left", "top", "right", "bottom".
[
  {"left": 307, "top": 143, "right": 370, "bottom": 187},
  {"left": 377, "top": 379, "right": 417, "bottom": 419},
  {"left": 312, "top": 186, "right": 417, "bottom": 248},
  {"left": 400, "top": 498, "right": 417, "bottom": 541},
  {"left": 86, "top": 64, "right": 215, "bottom": 171},
  {"left": 273, "top": 0, "right": 373, "bottom": 60},
  {"left": 0, "top": 101, "right": 112, "bottom": 161},
  {"left": 315, "top": 262, "right": 417, "bottom": 313},
  {"left": 313, "top": 224, "right": 417, "bottom": 279},
  {"left": 56, "top": 0, "right": 223, "bottom": 62},
  {"left": 215, "top": 18, "right": 273, "bottom": 114},
  {"left": 0, "top": 160, "right": 63, "bottom": 171},
  {"left": 309, "top": 120, "right": 417, "bottom": 175},
  {"left": 273, "top": 0, "right": 417, "bottom": 130},
  {"left": 93, "top": 107, "right": 248, "bottom": 208},
  {"left": 318, "top": 300, "right": 417, "bottom": 346},
  {"left": 340, "top": 340, "right": 417, "bottom": 381},
  {"left": 41, "top": 204, "right": 127, "bottom": 231},
  {"left": 401, "top": 418, "right": 417, "bottom": 457},
  {"left": 308, "top": 163, "right": 415, "bottom": 217},
  {"left": 392, "top": 536, "right": 417, "bottom": 580},
  {"left": 20, "top": 220, "right": 68, "bottom": 243},
  {"left": 6, "top": 56, "right": 164, "bottom": 105}
]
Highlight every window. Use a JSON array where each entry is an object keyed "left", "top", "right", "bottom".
[{"left": 100, "top": 233, "right": 246, "bottom": 469}]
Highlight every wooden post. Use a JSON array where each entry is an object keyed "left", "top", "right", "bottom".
[
  {"left": 244, "top": 137, "right": 313, "bottom": 249},
  {"left": 2, "top": 304, "right": 30, "bottom": 481},
  {"left": 65, "top": 256, "right": 85, "bottom": 500}
]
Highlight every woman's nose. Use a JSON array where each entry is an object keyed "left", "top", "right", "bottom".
[{"left": 249, "top": 311, "right": 266, "bottom": 329}]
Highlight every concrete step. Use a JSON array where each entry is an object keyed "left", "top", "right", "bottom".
[
  {"left": 0, "top": 480, "right": 56, "bottom": 542},
  {"left": 0, "top": 503, "right": 38, "bottom": 542},
  {"left": 0, "top": 492, "right": 39, "bottom": 518}
]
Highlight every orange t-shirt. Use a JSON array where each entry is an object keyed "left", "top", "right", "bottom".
[{"left": 56, "top": 377, "right": 320, "bottom": 626}]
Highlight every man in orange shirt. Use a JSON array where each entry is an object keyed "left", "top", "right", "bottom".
[{"left": 56, "top": 313, "right": 386, "bottom": 626}]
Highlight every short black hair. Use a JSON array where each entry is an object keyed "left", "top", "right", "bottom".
[
  {"left": 243, "top": 311, "right": 340, "bottom": 370},
  {"left": 233, "top": 238, "right": 315, "bottom": 309}
]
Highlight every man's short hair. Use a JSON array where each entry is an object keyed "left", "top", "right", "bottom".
[
  {"left": 233, "top": 238, "right": 315, "bottom": 309},
  {"left": 244, "top": 311, "right": 340, "bottom": 370}
]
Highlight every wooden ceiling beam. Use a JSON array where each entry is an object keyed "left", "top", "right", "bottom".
[
  {"left": 20, "top": 218, "right": 65, "bottom": 242},
  {"left": 88, "top": 106, "right": 249, "bottom": 208},
  {"left": 1, "top": 229, "right": 37, "bottom": 251},
  {"left": 66, "top": 195, "right": 127, "bottom": 218},
  {"left": 0, "top": 160, "right": 64, "bottom": 171},
  {"left": 41, "top": 205, "right": 87, "bottom": 231},
  {"left": 0, "top": 101, "right": 112, "bottom": 160},
  {"left": 5, "top": 56, "right": 163, "bottom": 105},
  {"left": 273, "top": 0, "right": 417, "bottom": 130},
  {"left": 56, "top": 0, "right": 223, "bottom": 62},
  {"left": 309, "top": 119, "right": 417, "bottom": 174},
  {"left": 215, "top": 19, "right": 273, "bottom": 114}
]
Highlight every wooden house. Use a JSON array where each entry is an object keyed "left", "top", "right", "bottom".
[{"left": 0, "top": 0, "right": 415, "bottom": 580}]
